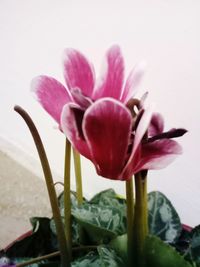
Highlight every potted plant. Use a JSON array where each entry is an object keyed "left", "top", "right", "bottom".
[{"left": 1, "top": 45, "right": 199, "bottom": 267}]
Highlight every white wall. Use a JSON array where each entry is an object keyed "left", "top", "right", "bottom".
[{"left": 0, "top": 0, "right": 200, "bottom": 226}]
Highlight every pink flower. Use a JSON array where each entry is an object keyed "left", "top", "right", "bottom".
[
  {"left": 120, "top": 112, "right": 187, "bottom": 179},
  {"left": 61, "top": 99, "right": 186, "bottom": 180},
  {"left": 32, "top": 45, "right": 187, "bottom": 180},
  {"left": 31, "top": 45, "right": 144, "bottom": 126}
]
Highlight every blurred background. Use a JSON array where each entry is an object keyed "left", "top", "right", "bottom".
[{"left": 0, "top": 0, "right": 199, "bottom": 242}]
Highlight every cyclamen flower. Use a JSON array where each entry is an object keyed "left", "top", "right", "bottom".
[
  {"left": 31, "top": 45, "right": 144, "bottom": 126},
  {"left": 32, "top": 45, "right": 187, "bottom": 180},
  {"left": 61, "top": 99, "right": 186, "bottom": 180}
]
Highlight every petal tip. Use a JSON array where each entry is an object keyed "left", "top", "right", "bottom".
[
  {"left": 30, "top": 76, "right": 44, "bottom": 99},
  {"left": 63, "top": 47, "right": 75, "bottom": 58},
  {"left": 30, "top": 76, "right": 40, "bottom": 92},
  {"left": 108, "top": 44, "right": 121, "bottom": 52},
  {"left": 62, "top": 48, "right": 74, "bottom": 66}
]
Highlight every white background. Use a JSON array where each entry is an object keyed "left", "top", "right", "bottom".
[{"left": 0, "top": 0, "right": 200, "bottom": 226}]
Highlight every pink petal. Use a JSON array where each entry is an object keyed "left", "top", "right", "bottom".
[
  {"left": 61, "top": 104, "right": 91, "bottom": 159},
  {"left": 132, "top": 105, "right": 154, "bottom": 155},
  {"left": 71, "top": 88, "right": 93, "bottom": 109},
  {"left": 121, "top": 105, "right": 153, "bottom": 179},
  {"left": 92, "top": 45, "right": 124, "bottom": 100},
  {"left": 63, "top": 48, "right": 95, "bottom": 97},
  {"left": 140, "top": 91, "right": 149, "bottom": 108},
  {"left": 83, "top": 98, "right": 132, "bottom": 180},
  {"left": 148, "top": 112, "right": 164, "bottom": 136},
  {"left": 31, "top": 75, "right": 72, "bottom": 124},
  {"left": 133, "top": 139, "right": 182, "bottom": 173},
  {"left": 120, "top": 61, "right": 146, "bottom": 103}
]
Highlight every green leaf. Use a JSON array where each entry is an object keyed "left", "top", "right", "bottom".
[
  {"left": 58, "top": 191, "right": 87, "bottom": 215},
  {"left": 190, "top": 225, "right": 200, "bottom": 265},
  {"left": 71, "top": 252, "right": 101, "bottom": 266},
  {"left": 145, "top": 235, "right": 193, "bottom": 267},
  {"left": 50, "top": 216, "right": 80, "bottom": 247},
  {"left": 90, "top": 189, "right": 116, "bottom": 203},
  {"left": 98, "top": 245, "right": 125, "bottom": 267},
  {"left": 90, "top": 189, "right": 126, "bottom": 218},
  {"left": 148, "top": 191, "right": 182, "bottom": 242},
  {"left": 183, "top": 225, "right": 200, "bottom": 266},
  {"left": 51, "top": 191, "right": 84, "bottom": 246},
  {"left": 109, "top": 234, "right": 128, "bottom": 262},
  {"left": 72, "top": 203, "right": 126, "bottom": 244}
]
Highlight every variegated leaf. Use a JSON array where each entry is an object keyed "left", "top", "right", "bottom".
[{"left": 148, "top": 191, "right": 181, "bottom": 242}]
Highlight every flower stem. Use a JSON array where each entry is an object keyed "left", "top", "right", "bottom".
[
  {"left": 142, "top": 171, "right": 148, "bottom": 237},
  {"left": 73, "top": 148, "right": 83, "bottom": 205},
  {"left": 64, "top": 139, "right": 72, "bottom": 260},
  {"left": 133, "top": 171, "right": 148, "bottom": 267},
  {"left": 125, "top": 178, "right": 134, "bottom": 267},
  {"left": 14, "top": 106, "right": 70, "bottom": 267},
  {"left": 16, "top": 246, "right": 98, "bottom": 267},
  {"left": 72, "top": 148, "right": 86, "bottom": 244}
]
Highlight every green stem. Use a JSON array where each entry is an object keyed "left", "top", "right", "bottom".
[
  {"left": 125, "top": 178, "right": 134, "bottom": 267},
  {"left": 133, "top": 171, "right": 148, "bottom": 267},
  {"left": 73, "top": 148, "right": 83, "bottom": 205},
  {"left": 64, "top": 139, "right": 72, "bottom": 260},
  {"left": 16, "top": 251, "right": 60, "bottom": 267},
  {"left": 72, "top": 148, "right": 86, "bottom": 244},
  {"left": 16, "top": 246, "right": 98, "bottom": 267},
  {"left": 14, "top": 106, "right": 70, "bottom": 267},
  {"left": 142, "top": 171, "right": 148, "bottom": 237}
]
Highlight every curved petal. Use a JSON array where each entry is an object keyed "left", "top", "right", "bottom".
[
  {"left": 148, "top": 112, "right": 164, "bottom": 137},
  {"left": 71, "top": 88, "right": 93, "bottom": 109},
  {"left": 133, "top": 105, "right": 154, "bottom": 156},
  {"left": 61, "top": 104, "right": 91, "bottom": 159},
  {"left": 31, "top": 75, "right": 72, "bottom": 124},
  {"left": 63, "top": 48, "right": 95, "bottom": 97},
  {"left": 140, "top": 91, "right": 149, "bottom": 108},
  {"left": 83, "top": 98, "right": 132, "bottom": 180},
  {"left": 92, "top": 45, "right": 124, "bottom": 100},
  {"left": 121, "top": 105, "right": 153, "bottom": 179},
  {"left": 132, "top": 139, "right": 183, "bottom": 173},
  {"left": 120, "top": 61, "right": 146, "bottom": 103}
]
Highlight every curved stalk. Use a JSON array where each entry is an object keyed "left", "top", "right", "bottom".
[
  {"left": 16, "top": 246, "right": 98, "bottom": 267},
  {"left": 14, "top": 106, "right": 70, "bottom": 267}
]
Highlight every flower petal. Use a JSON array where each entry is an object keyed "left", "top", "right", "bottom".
[
  {"left": 148, "top": 112, "right": 164, "bottom": 136},
  {"left": 121, "top": 105, "right": 153, "bottom": 179},
  {"left": 133, "top": 105, "right": 154, "bottom": 155},
  {"left": 31, "top": 75, "right": 72, "bottom": 124},
  {"left": 71, "top": 88, "right": 93, "bottom": 109},
  {"left": 83, "top": 98, "right": 132, "bottom": 180},
  {"left": 133, "top": 139, "right": 182, "bottom": 173},
  {"left": 61, "top": 104, "right": 91, "bottom": 159},
  {"left": 92, "top": 45, "right": 124, "bottom": 100},
  {"left": 63, "top": 48, "right": 95, "bottom": 97},
  {"left": 120, "top": 61, "right": 146, "bottom": 103}
]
